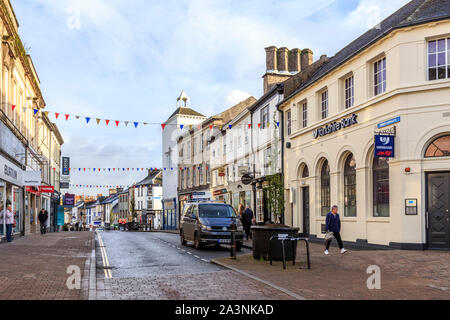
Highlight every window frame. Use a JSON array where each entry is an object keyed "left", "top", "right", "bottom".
[
  {"left": 344, "top": 75, "right": 354, "bottom": 109},
  {"left": 373, "top": 57, "right": 386, "bottom": 96},
  {"left": 321, "top": 90, "right": 328, "bottom": 120},
  {"left": 427, "top": 37, "right": 449, "bottom": 81},
  {"left": 320, "top": 160, "right": 330, "bottom": 216},
  {"left": 260, "top": 105, "right": 269, "bottom": 129},
  {"left": 302, "top": 101, "right": 308, "bottom": 128},
  {"left": 286, "top": 109, "right": 292, "bottom": 136},
  {"left": 343, "top": 154, "right": 356, "bottom": 217},
  {"left": 372, "top": 157, "right": 390, "bottom": 217}
]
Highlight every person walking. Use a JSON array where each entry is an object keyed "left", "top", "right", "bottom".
[
  {"left": 324, "top": 205, "right": 347, "bottom": 255},
  {"left": 38, "top": 209, "right": 49, "bottom": 235},
  {"left": 2, "top": 205, "right": 15, "bottom": 242},
  {"left": 242, "top": 205, "right": 254, "bottom": 240}
]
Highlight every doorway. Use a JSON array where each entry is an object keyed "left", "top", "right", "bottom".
[
  {"left": 427, "top": 172, "right": 450, "bottom": 250},
  {"left": 302, "top": 187, "right": 310, "bottom": 237}
]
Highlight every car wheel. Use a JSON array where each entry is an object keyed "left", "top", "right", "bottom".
[
  {"left": 194, "top": 233, "right": 202, "bottom": 250},
  {"left": 236, "top": 242, "right": 243, "bottom": 252},
  {"left": 180, "top": 230, "right": 187, "bottom": 246}
]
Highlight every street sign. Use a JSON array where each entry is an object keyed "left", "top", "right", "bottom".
[
  {"left": 241, "top": 174, "right": 252, "bottom": 185},
  {"left": 377, "top": 116, "right": 400, "bottom": 129}
]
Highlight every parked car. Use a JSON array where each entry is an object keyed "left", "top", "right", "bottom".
[{"left": 180, "top": 201, "right": 244, "bottom": 250}]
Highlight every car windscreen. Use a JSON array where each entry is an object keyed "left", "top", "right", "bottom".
[{"left": 198, "top": 204, "right": 236, "bottom": 218}]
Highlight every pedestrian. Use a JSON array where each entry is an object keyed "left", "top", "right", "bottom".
[
  {"left": 324, "top": 205, "right": 347, "bottom": 255},
  {"left": 38, "top": 208, "right": 49, "bottom": 235},
  {"left": 75, "top": 222, "right": 79, "bottom": 231},
  {"left": 238, "top": 203, "right": 244, "bottom": 224},
  {"left": 242, "top": 205, "right": 254, "bottom": 240},
  {"left": 1, "top": 204, "right": 15, "bottom": 242}
]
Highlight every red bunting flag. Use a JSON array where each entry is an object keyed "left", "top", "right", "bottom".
[
  {"left": 105, "top": 120, "right": 110, "bottom": 126},
  {"left": 65, "top": 114, "right": 69, "bottom": 120},
  {"left": 209, "top": 125, "right": 213, "bottom": 130},
  {"left": 115, "top": 121, "right": 120, "bottom": 127},
  {"left": 55, "top": 113, "right": 60, "bottom": 119},
  {"left": 11, "top": 104, "right": 16, "bottom": 111},
  {"left": 161, "top": 124, "right": 166, "bottom": 130},
  {"left": 248, "top": 124, "right": 252, "bottom": 129},
  {"left": 258, "top": 123, "right": 261, "bottom": 128}
]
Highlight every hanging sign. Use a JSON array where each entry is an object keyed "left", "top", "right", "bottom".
[
  {"left": 23, "top": 171, "right": 42, "bottom": 186},
  {"left": 62, "top": 157, "right": 70, "bottom": 175},
  {"left": 374, "top": 135, "right": 395, "bottom": 158}
]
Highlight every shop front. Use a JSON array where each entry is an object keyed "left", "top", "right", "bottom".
[
  {"left": 0, "top": 156, "right": 24, "bottom": 241},
  {"left": 212, "top": 188, "right": 229, "bottom": 203}
]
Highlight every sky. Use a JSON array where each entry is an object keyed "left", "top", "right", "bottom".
[{"left": 12, "top": 0, "right": 410, "bottom": 196}]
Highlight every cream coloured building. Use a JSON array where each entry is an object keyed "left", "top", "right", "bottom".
[{"left": 280, "top": 0, "right": 450, "bottom": 250}]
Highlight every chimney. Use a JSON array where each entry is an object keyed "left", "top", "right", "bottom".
[
  {"left": 277, "top": 47, "right": 289, "bottom": 73},
  {"left": 301, "top": 49, "right": 313, "bottom": 71},
  {"left": 288, "top": 48, "right": 301, "bottom": 73},
  {"left": 265, "top": 46, "right": 277, "bottom": 72}
]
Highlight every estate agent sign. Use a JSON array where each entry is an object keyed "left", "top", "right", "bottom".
[{"left": 374, "top": 135, "right": 395, "bottom": 158}]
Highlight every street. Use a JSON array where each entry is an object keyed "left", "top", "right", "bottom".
[{"left": 94, "top": 231, "right": 293, "bottom": 300}]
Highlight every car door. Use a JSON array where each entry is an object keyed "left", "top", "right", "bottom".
[{"left": 183, "top": 205, "right": 194, "bottom": 240}]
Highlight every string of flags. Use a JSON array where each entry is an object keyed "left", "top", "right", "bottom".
[
  {"left": 69, "top": 184, "right": 162, "bottom": 189},
  {"left": 10, "top": 104, "right": 280, "bottom": 131},
  {"left": 67, "top": 167, "right": 210, "bottom": 172}
]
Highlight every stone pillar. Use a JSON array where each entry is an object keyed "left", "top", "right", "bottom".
[{"left": 277, "top": 47, "right": 289, "bottom": 73}]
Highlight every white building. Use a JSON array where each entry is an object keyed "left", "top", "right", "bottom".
[{"left": 161, "top": 91, "right": 206, "bottom": 229}]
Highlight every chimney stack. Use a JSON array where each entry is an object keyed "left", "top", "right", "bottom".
[
  {"left": 288, "top": 48, "right": 301, "bottom": 73},
  {"left": 301, "top": 49, "right": 314, "bottom": 71},
  {"left": 265, "top": 46, "right": 277, "bottom": 72},
  {"left": 277, "top": 47, "right": 289, "bottom": 73}
]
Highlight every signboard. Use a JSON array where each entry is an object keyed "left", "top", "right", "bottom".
[
  {"left": 218, "top": 167, "right": 225, "bottom": 177},
  {"left": 60, "top": 182, "right": 70, "bottom": 189},
  {"left": 241, "top": 174, "right": 252, "bottom": 185},
  {"left": 405, "top": 199, "right": 418, "bottom": 215},
  {"left": 0, "top": 121, "right": 26, "bottom": 165},
  {"left": 23, "top": 170, "right": 42, "bottom": 186},
  {"left": 39, "top": 186, "right": 55, "bottom": 193},
  {"left": 64, "top": 193, "right": 75, "bottom": 206},
  {"left": 375, "top": 135, "right": 395, "bottom": 158},
  {"left": 0, "top": 156, "right": 23, "bottom": 186},
  {"left": 313, "top": 114, "right": 358, "bottom": 139},
  {"left": 26, "top": 186, "right": 40, "bottom": 195},
  {"left": 62, "top": 157, "right": 70, "bottom": 175},
  {"left": 192, "top": 191, "right": 211, "bottom": 200},
  {"left": 213, "top": 189, "right": 227, "bottom": 196},
  {"left": 57, "top": 206, "right": 64, "bottom": 226},
  {"left": 377, "top": 116, "right": 400, "bottom": 129}
]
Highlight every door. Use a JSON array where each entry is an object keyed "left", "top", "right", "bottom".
[
  {"left": 302, "top": 187, "right": 310, "bottom": 237},
  {"left": 427, "top": 173, "right": 450, "bottom": 250}
]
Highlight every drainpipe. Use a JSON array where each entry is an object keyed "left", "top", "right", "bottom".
[{"left": 275, "top": 84, "right": 285, "bottom": 225}]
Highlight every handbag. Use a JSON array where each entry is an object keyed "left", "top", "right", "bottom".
[{"left": 324, "top": 231, "right": 334, "bottom": 241}]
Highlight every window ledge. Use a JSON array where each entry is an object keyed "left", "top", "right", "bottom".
[
  {"left": 342, "top": 218, "right": 357, "bottom": 222},
  {"left": 366, "top": 218, "right": 390, "bottom": 223}
]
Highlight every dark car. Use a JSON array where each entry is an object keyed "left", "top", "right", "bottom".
[{"left": 180, "top": 201, "right": 244, "bottom": 250}]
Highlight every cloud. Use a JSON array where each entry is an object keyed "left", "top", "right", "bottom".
[{"left": 226, "top": 90, "right": 252, "bottom": 107}]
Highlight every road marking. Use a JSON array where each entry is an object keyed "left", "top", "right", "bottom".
[
  {"left": 201, "top": 259, "right": 209, "bottom": 262},
  {"left": 96, "top": 231, "right": 112, "bottom": 279},
  {"left": 194, "top": 255, "right": 200, "bottom": 259}
]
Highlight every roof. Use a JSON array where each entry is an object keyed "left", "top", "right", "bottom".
[
  {"left": 167, "top": 107, "right": 206, "bottom": 122},
  {"left": 101, "top": 194, "right": 118, "bottom": 204},
  {"left": 283, "top": 0, "right": 450, "bottom": 102},
  {"left": 217, "top": 96, "right": 257, "bottom": 124},
  {"left": 135, "top": 170, "right": 162, "bottom": 186},
  {"left": 248, "top": 83, "right": 283, "bottom": 113}
]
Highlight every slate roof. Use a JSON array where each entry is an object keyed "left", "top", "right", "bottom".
[
  {"left": 135, "top": 170, "right": 162, "bottom": 186},
  {"left": 167, "top": 107, "right": 206, "bottom": 122},
  {"left": 284, "top": 0, "right": 450, "bottom": 101}
]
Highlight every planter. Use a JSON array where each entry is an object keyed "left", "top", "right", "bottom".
[{"left": 251, "top": 225, "right": 299, "bottom": 261}]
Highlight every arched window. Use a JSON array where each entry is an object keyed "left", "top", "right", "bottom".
[
  {"left": 425, "top": 135, "right": 450, "bottom": 158},
  {"left": 373, "top": 157, "right": 389, "bottom": 217},
  {"left": 344, "top": 154, "right": 356, "bottom": 217},
  {"left": 302, "top": 165, "right": 309, "bottom": 178},
  {"left": 320, "top": 160, "right": 330, "bottom": 216}
]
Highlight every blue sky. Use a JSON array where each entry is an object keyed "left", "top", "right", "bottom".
[{"left": 13, "top": 0, "right": 409, "bottom": 195}]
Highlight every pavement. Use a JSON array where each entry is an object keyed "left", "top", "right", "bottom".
[
  {"left": 0, "top": 232, "right": 94, "bottom": 300},
  {"left": 213, "top": 241, "right": 450, "bottom": 300}
]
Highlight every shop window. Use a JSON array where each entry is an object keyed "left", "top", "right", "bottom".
[
  {"left": 343, "top": 154, "right": 356, "bottom": 217},
  {"left": 424, "top": 135, "right": 450, "bottom": 158},
  {"left": 320, "top": 160, "right": 330, "bottom": 216},
  {"left": 373, "top": 157, "right": 389, "bottom": 217}
]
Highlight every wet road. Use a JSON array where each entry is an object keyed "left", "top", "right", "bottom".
[{"left": 94, "top": 231, "right": 292, "bottom": 300}]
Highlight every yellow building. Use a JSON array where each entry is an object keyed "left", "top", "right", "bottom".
[
  {"left": 0, "top": 0, "right": 63, "bottom": 239},
  {"left": 280, "top": 0, "right": 450, "bottom": 250}
]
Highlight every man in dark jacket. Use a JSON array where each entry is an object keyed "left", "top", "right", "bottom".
[
  {"left": 242, "top": 205, "right": 254, "bottom": 240},
  {"left": 324, "top": 205, "right": 347, "bottom": 255},
  {"left": 38, "top": 209, "right": 48, "bottom": 235}
]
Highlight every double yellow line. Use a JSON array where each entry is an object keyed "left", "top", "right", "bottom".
[{"left": 96, "top": 231, "right": 112, "bottom": 279}]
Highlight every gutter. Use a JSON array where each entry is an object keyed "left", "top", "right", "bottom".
[{"left": 275, "top": 85, "right": 285, "bottom": 225}]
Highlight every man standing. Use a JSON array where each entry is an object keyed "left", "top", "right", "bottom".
[
  {"left": 324, "top": 205, "right": 347, "bottom": 255},
  {"left": 242, "top": 205, "right": 254, "bottom": 240},
  {"left": 2, "top": 204, "right": 14, "bottom": 242},
  {"left": 38, "top": 208, "right": 49, "bottom": 235}
]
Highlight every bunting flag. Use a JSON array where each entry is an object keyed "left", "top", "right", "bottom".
[
  {"left": 44, "top": 111, "right": 49, "bottom": 117},
  {"left": 105, "top": 120, "right": 110, "bottom": 126},
  {"left": 277, "top": 122, "right": 280, "bottom": 127},
  {"left": 189, "top": 125, "right": 193, "bottom": 130},
  {"left": 75, "top": 116, "right": 80, "bottom": 119},
  {"left": 115, "top": 121, "right": 120, "bottom": 127},
  {"left": 248, "top": 124, "right": 252, "bottom": 129},
  {"left": 55, "top": 113, "right": 60, "bottom": 119},
  {"left": 86, "top": 117, "right": 91, "bottom": 124},
  {"left": 65, "top": 114, "right": 70, "bottom": 120},
  {"left": 209, "top": 125, "right": 213, "bottom": 130},
  {"left": 11, "top": 105, "right": 16, "bottom": 111},
  {"left": 33, "top": 109, "right": 39, "bottom": 115},
  {"left": 96, "top": 118, "right": 101, "bottom": 125},
  {"left": 125, "top": 121, "right": 129, "bottom": 127},
  {"left": 161, "top": 124, "right": 166, "bottom": 130},
  {"left": 180, "top": 125, "right": 184, "bottom": 130},
  {"left": 228, "top": 125, "right": 232, "bottom": 129},
  {"left": 258, "top": 123, "right": 261, "bottom": 128},
  {"left": 134, "top": 122, "right": 138, "bottom": 128}
]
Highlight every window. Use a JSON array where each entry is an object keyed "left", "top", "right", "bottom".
[
  {"left": 373, "top": 157, "right": 389, "bottom": 217},
  {"left": 223, "top": 140, "right": 227, "bottom": 155},
  {"left": 286, "top": 109, "right": 292, "bottom": 135},
  {"left": 187, "top": 168, "right": 190, "bottom": 187},
  {"left": 301, "top": 165, "right": 309, "bottom": 178},
  {"left": 264, "top": 147, "right": 272, "bottom": 169},
  {"left": 206, "top": 163, "right": 210, "bottom": 184},
  {"left": 201, "top": 134, "right": 204, "bottom": 151},
  {"left": 321, "top": 90, "right": 328, "bottom": 119},
  {"left": 343, "top": 154, "right": 356, "bottom": 217},
  {"left": 425, "top": 135, "right": 450, "bottom": 157},
  {"left": 320, "top": 160, "right": 330, "bottom": 216},
  {"left": 193, "top": 166, "right": 196, "bottom": 186},
  {"left": 302, "top": 102, "right": 307, "bottom": 128},
  {"left": 374, "top": 57, "right": 386, "bottom": 96},
  {"left": 344, "top": 75, "right": 354, "bottom": 108},
  {"left": 260, "top": 106, "right": 269, "bottom": 129},
  {"left": 199, "top": 165, "right": 203, "bottom": 185},
  {"left": 193, "top": 137, "right": 197, "bottom": 154},
  {"left": 180, "top": 169, "right": 184, "bottom": 188},
  {"left": 428, "top": 38, "right": 449, "bottom": 80}
]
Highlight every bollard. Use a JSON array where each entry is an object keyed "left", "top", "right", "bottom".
[{"left": 230, "top": 221, "right": 236, "bottom": 260}]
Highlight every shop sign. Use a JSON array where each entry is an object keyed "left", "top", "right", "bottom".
[
  {"left": 23, "top": 170, "right": 41, "bottom": 186},
  {"left": 218, "top": 167, "right": 225, "bottom": 177},
  {"left": 192, "top": 191, "right": 211, "bottom": 200},
  {"left": 313, "top": 114, "right": 358, "bottom": 139},
  {"left": 64, "top": 193, "right": 75, "bottom": 206},
  {"left": 26, "top": 186, "right": 40, "bottom": 195},
  {"left": 62, "top": 157, "right": 70, "bottom": 175},
  {"left": 377, "top": 116, "right": 400, "bottom": 129},
  {"left": 213, "top": 189, "right": 227, "bottom": 196},
  {"left": 374, "top": 135, "right": 395, "bottom": 158},
  {"left": 0, "top": 156, "right": 23, "bottom": 186},
  {"left": 241, "top": 174, "right": 253, "bottom": 185},
  {"left": 39, "top": 186, "right": 55, "bottom": 193}
]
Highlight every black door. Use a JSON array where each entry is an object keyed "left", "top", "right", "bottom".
[
  {"left": 427, "top": 173, "right": 450, "bottom": 250},
  {"left": 263, "top": 189, "right": 270, "bottom": 223},
  {"left": 302, "top": 187, "right": 310, "bottom": 237}
]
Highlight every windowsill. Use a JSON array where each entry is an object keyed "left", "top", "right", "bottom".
[
  {"left": 366, "top": 217, "right": 390, "bottom": 223},
  {"left": 342, "top": 217, "right": 357, "bottom": 222}
]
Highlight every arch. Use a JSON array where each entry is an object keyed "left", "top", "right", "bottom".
[
  {"left": 414, "top": 124, "right": 450, "bottom": 158},
  {"left": 319, "top": 159, "right": 331, "bottom": 216},
  {"left": 314, "top": 152, "right": 330, "bottom": 176},
  {"left": 424, "top": 134, "right": 450, "bottom": 158},
  {"left": 334, "top": 144, "right": 358, "bottom": 172},
  {"left": 295, "top": 158, "right": 310, "bottom": 178}
]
